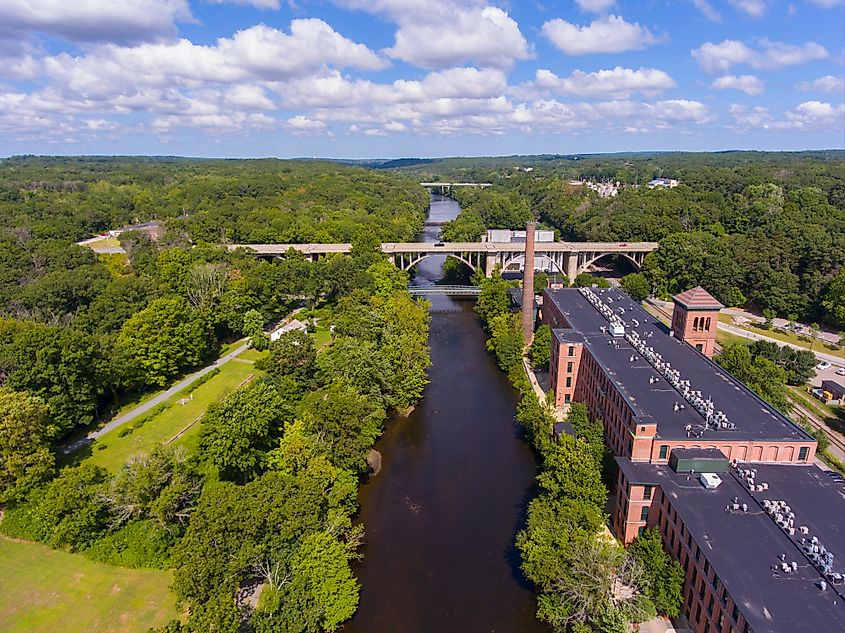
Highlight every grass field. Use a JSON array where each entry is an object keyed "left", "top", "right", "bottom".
[
  {"left": 236, "top": 347, "right": 267, "bottom": 362},
  {"left": 0, "top": 537, "right": 179, "bottom": 633},
  {"left": 86, "top": 361, "right": 258, "bottom": 472}
]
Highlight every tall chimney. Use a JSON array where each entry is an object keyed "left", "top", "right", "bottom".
[{"left": 522, "top": 221, "right": 536, "bottom": 346}]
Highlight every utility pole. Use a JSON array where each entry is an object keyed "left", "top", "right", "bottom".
[{"left": 522, "top": 221, "right": 536, "bottom": 347}]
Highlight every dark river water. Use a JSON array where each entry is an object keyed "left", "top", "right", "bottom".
[{"left": 345, "top": 196, "right": 546, "bottom": 633}]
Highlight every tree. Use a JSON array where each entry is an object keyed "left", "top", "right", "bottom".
[
  {"left": 716, "top": 343, "right": 789, "bottom": 412},
  {"left": 573, "top": 273, "right": 610, "bottom": 288},
  {"left": 762, "top": 308, "right": 776, "bottom": 330},
  {"left": 298, "top": 382, "right": 384, "bottom": 474},
  {"left": 620, "top": 273, "right": 650, "bottom": 301},
  {"left": 538, "top": 435, "right": 608, "bottom": 509},
  {"left": 0, "top": 387, "right": 54, "bottom": 503},
  {"left": 3, "top": 325, "right": 107, "bottom": 434},
  {"left": 486, "top": 313, "right": 524, "bottom": 372},
  {"left": 366, "top": 260, "right": 409, "bottom": 298},
  {"left": 257, "top": 329, "right": 317, "bottom": 387},
  {"left": 476, "top": 272, "right": 512, "bottom": 329},
  {"left": 316, "top": 338, "right": 391, "bottom": 404},
  {"left": 530, "top": 324, "right": 552, "bottom": 370},
  {"left": 628, "top": 529, "right": 684, "bottom": 617},
  {"left": 821, "top": 270, "right": 845, "bottom": 328},
  {"left": 115, "top": 297, "right": 212, "bottom": 387},
  {"left": 199, "top": 380, "right": 298, "bottom": 483},
  {"left": 809, "top": 322, "right": 820, "bottom": 350},
  {"left": 186, "top": 262, "right": 229, "bottom": 312}
]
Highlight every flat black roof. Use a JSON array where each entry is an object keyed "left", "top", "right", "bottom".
[
  {"left": 670, "top": 447, "right": 728, "bottom": 460},
  {"left": 617, "top": 458, "right": 845, "bottom": 632},
  {"left": 545, "top": 288, "right": 813, "bottom": 443}
]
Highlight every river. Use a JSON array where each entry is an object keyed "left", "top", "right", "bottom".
[{"left": 345, "top": 195, "right": 547, "bottom": 632}]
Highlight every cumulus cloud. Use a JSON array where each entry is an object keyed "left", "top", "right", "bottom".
[
  {"left": 0, "top": 0, "right": 193, "bottom": 44},
  {"left": 795, "top": 75, "right": 845, "bottom": 92},
  {"left": 729, "top": 0, "right": 768, "bottom": 17},
  {"left": 729, "top": 100, "right": 845, "bottom": 130},
  {"left": 527, "top": 67, "right": 676, "bottom": 98},
  {"left": 692, "top": 39, "right": 828, "bottom": 72},
  {"left": 541, "top": 15, "right": 660, "bottom": 56},
  {"left": 805, "top": 0, "right": 843, "bottom": 7},
  {"left": 575, "top": 0, "right": 616, "bottom": 12},
  {"left": 284, "top": 115, "right": 329, "bottom": 135},
  {"left": 333, "top": 1, "right": 530, "bottom": 68},
  {"left": 41, "top": 20, "right": 386, "bottom": 99},
  {"left": 711, "top": 74, "right": 764, "bottom": 96},
  {"left": 691, "top": 0, "right": 722, "bottom": 21}
]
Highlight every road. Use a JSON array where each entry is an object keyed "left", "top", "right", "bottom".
[{"left": 61, "top": 340, "right": 249, "bottom": 453}]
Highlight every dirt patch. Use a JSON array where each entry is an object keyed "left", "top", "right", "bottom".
[{"left": 367, "top": 449, "right": 382, "bottom": 476}]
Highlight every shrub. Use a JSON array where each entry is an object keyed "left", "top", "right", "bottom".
[
  {"left": 85, "top": 520, "right": 175, "bottom": 569},
  {"left": 118, "top": 426, "right": 134, "bottom": 438},
  {"left": 187, "top": 368, "right": 221, "bottom": 394}
]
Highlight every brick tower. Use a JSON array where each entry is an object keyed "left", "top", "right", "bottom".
[
  {"left": 671, "top": 286, "right": 723, "bottom": 358},
  {"left": 522, "top": 221, "right": 536, "bottom": 346}
]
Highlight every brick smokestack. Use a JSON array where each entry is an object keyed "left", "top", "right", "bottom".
[{"left": 522, "top": 221, "right": 536, "bottom": 346}]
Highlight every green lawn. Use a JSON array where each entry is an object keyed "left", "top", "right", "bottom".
[
  {"left": 237, "top": 347, "right": 267, "bottom": 363},
  {"left": 313, "top": 326, "right": 332, "bottom": 350},
  {"left": 0, "top": 537, "right": 179, "bottom": 633},
  {"left": 87, "top": 361, "right": 259, "bottom": 472}
]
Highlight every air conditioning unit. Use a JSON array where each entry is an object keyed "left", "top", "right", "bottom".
[{"left": 700, "top": 473, "right": 722, "bottom": 490}]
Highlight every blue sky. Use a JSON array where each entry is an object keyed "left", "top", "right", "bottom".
[{"left": 0, "top": 0, "right": 843, "bottom": 158}]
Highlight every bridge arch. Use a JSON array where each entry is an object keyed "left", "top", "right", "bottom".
[
  {"left": 399, "top": 252, "right": 478, "bottom": 272},
  {"left": 578, "top": 251, "right": 644, "bottom": 276}
]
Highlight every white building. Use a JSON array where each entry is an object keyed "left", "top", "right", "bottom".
[{"left": 270, "top": 319, "right": 308, "bottom": 342}]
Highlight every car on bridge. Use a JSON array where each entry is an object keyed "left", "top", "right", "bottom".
[{"left": 434, "top": 242, "right": 445, "bottom": 247}]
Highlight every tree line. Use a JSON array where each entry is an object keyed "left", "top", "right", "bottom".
[{"left": 0, "top": 244, "right": 431, "bottom": 632}]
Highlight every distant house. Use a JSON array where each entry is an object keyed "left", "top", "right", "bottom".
[
  {"left": 270, "top": 319, "right": 308, "bottom": 342},
  {"left": 647, "top": 178, "right": 679, "bottom": 189}
]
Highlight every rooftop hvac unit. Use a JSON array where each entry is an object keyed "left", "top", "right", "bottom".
[
  {"left": 700, "top": 473, "right": 722, "bottom": 490},
  {"left": 610, "top": 323, "right": 625, "bottom": 337}
]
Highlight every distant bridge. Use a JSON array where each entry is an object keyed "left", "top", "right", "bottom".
[
  {"left": 420, "top": 182, "right": 492, "bottom": 194},
  {"left": 229, "top": 240, "right": 658, "bottom": 278},
  {"left": 408, "top": 285, "right": 481, "bottom": 296}
]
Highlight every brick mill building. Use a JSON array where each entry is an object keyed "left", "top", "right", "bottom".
[{"left": 540, "top": 286, "right": 845, "bottom": 633}]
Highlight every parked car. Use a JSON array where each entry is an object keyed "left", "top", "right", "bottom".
[
  {"left": 816, "top": 361, "right": 832, "bottom": 371},
  {"left": 836, "top": 367, "right": 845, "bottom": 376}
]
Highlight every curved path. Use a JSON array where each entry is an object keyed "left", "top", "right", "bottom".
[{"left": 61, "top": 340, "right": 249, "bottom": 453}]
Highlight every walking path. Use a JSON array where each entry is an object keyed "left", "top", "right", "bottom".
[{"left": 61, "top": 340, "right": 249, "bottom": 453}]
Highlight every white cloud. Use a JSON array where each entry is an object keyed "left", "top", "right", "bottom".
[
  {"left": 691, "top": 0, "right": 722, "bottom": 21},
  {"left": 385, "top": 7, "right": 531, "bottom": 68},
  {"left": 224, "top": 84, "right": 275, "bottom": 110},
  {"left": 692, "top": 39, "right": 828, "bottom": 72},
  {"left": 528, "top": 66, "right": 676, "bottom": 98},
  {"left": 711, "top": 74, "right": 764, "bottom": 96},
  {"left": 729, "top": 100, "right": 845, "bottom": 130},
  {"left": 795, "top": 75, "right": 845, "bottom": 92},
  {"left": 333, "top": 1, "right": 531, "bottom": 69},
  {"left": 207, "top": 0, "right": 281, "bottom": 9},
  {"left": 729, "top": 0, "right": 768, "bottom": 17},
  {"left": 541, "top": 15, "right": 660, "bottom": 56},
  {"left": 41, "top": 20, "right": 386, "bottom": 99},
  {"left": 0, "top": 0, "right": 192, "bottom": 44},
  {"left": 284, "top": 115, "right": 329, "bottom": 135},
  {"left": 785, "top": 100, "right": 845, "bottom": 127},
  {"left": 575, "top": 0, "right": 616, "bottom": 12}
]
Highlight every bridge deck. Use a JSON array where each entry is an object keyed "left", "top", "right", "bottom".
[{"left": 229, "top": 241, "right": 658, "bottom": 255}]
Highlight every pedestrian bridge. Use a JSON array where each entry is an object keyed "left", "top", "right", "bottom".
[
  {"left": 408, "top": 285, "right": 481, "bottom": 296},
  {"left": 229, "top": 240, "right": 658, "bottom": 278}
]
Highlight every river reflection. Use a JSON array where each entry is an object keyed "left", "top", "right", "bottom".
[{"left": 344, "top": 195, "right": 546, "bottom": 633}]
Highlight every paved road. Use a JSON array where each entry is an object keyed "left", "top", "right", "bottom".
[
  {"left": 717, "top": 321, "right": 844, "bottom": 367},
  {"left": 61, "top": 340, "right": 249, "bottom": 453}
]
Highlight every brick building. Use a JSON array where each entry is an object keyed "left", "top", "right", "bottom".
[{"left": 540, "top": 287, "right": 844, "bottom": 632}]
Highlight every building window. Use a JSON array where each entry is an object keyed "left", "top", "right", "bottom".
[
  {"left": 564, "top": 394, "right": 571, "bottom": 404},
  {"left": 637, "top": 526, "right": 645, "bottom": 536},
  {"left": 567, "top": 345, "right": 575, "bottom": 357},
  {"left": 566, "top": 377, "right": 572, "bottom": 388},
  {"left": 566, "top": 361, "right": 574, "bottom": 373},
  {"left": 659, "top": 445, "right": 668, "bottom": 460},
  {"left": 640, "top": 506, "right": 649, "bottom": 521},
  {"left": 705, "top": 317, "right": 712, "bottom": 331},
  {"left": 799, "top": 446, "right": 809, "bottom": 461},
  {"left": 643, "top": 485, "right": 653, "bottom": 500},
  {"left": 732, "top": 604, "right": 740, "bottom": 623},
  {"left": 695, "top": 343, "right": 704, "bottom": 352},
  {"left": 704, "top": 559, "right": 710, "bottom": 575}
]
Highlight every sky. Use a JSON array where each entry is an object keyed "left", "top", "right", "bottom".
[{"left": 0, "top": 0, "right": 843, "bottom": 158}]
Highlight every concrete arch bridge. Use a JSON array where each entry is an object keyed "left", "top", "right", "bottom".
[{"left": 229, "top": 241, "right": 658, "bottom": 279}]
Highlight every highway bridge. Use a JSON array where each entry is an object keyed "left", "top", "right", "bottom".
[{"left": 228, "top": 240, "right": 658, "bottom": 278}]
